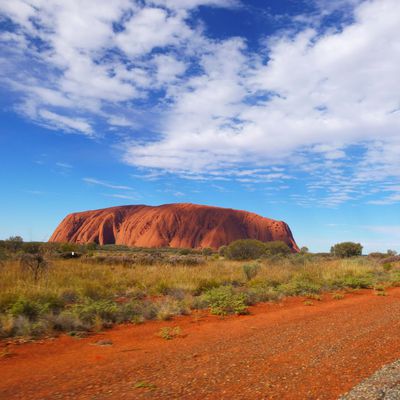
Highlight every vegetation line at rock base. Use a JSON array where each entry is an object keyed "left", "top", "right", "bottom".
[{"left": 0, "top": 238, "right": 399, "bottom": 339}]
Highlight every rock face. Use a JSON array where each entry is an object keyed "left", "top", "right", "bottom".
[{"left": 49, "top": 203, "right": 299, "bottom": 251}]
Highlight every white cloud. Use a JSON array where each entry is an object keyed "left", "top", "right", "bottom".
[
  {"left": 0, "top": 0, "right": 234, "bottom": 133},
  {"left": 115, "top": 7, "right": 191, "bottom": 57},
  {"left": 119, "top": 0, "right": 400, "bottom": 208},
  {"left": 83, "top": 177, "right": 133, "bottom": 190},
  {"left": 104, "top": 193, "right": 138, "bottom": 200},
  {"left": 1, "top": 0, "right": 400, "bottom": 205},
  {"left": 56, "top": 162, "right": 73, "bottom": 169},
  {"left": 39, "top": 110, "right": 93, "bottom": 135}
]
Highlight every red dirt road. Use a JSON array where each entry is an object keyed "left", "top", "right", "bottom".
[{"left": 1, "top": 289, "right": 400, "bottom": 400}]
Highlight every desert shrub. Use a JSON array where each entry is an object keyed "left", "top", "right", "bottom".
[
  {"left": 9, "top": 298, "right": 40, "bottom": 320},
  {"left": 279, "top": 279, "right": 322, "bottom": 296},
  {"left": 79, "top": 281, "right": 113, "bottom": 300},
  {"left": 225, "top": 239, "right": 266, "bottom": 260},
  {"left": 179, "top": 248, "right": 191, "bottom": 255},
  {"left": 204, "top": 286, "right": 248, "bottom": 315},
  {"left": 246, "top": 284, "right": 281, "bottom": 304},
  {"left": 330, "top": 242, "right": 363, "bottom": 258},
  {"left": 381, "top": 255, "right": 400, "bottom": 264},
  {"left": 167, "top": 256, "right": 205, "bottom": 266},
  {"left": 202, "top": 248, "right": 213, "bottom": 256},
  {"left": 158, "top": 326, "right": 181, "bottom": 340},
  {"left": 19, "top": 253, "right": 48, "bottom": 282},
  {"left": 368, "top": 252, "right": 387, "bottom": 259},
  {"left": 154, "top": 281, "right": 172, "bottom": 295},
  {"left": 156, "top": 298, "right": 186, "bottom": 321},
  {"left": 218, "top": 245, "right": 228, "bottom": 257},
  {"left": 383, "top": 263, "right": 393, "bottom": 272},
  {"left": 337, "top": 273, "right": 374, "bottom": 289},
  {"left": 194, "top": 279, "right": 221, "bottom": 295},
  {"left": 120, "top": 300, "right": 159, "bottom": 322},
  {"left": 264, "top": 241, "right": 291, "bottom": 257},
  {"left": 289, "top": 253, "right": 313, "bottom": 266},
  {"left": 71, "top": 299, "right": 119, "bottom": 324},
  {"left": 21, "top": 242, "right": 42, "bottom": 254},
  {"left": 59, "top": 289, "right": 79, "bottom": 304},
  {"left": 242, "top": 263, "right": 260, "bottom": 281},
  {"left": 4, "top": 236, "right": 24, "bottom": 252}
]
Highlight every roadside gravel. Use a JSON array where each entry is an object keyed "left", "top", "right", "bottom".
[{"left": 340, "top": 360, "right": 400, "bottom": 400}]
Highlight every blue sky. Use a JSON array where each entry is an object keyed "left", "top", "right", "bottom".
[{"left": 1, "top": 0, "right": 400, "bottom": 252}]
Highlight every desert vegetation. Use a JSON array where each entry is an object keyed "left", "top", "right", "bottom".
[{"left": 0, "top": 238, "right": 399, "bottom": 339}]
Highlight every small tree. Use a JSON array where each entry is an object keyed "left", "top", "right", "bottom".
[
  {"left": 242, "top": 263, "right": 260, "bottom": 281},
  {"left": 225, "top": 239, "right": 266, "bottom": 260},
  {"left": 264, "top": 241, "right": 291, "bottom": 256},
  {"left": 300, "top": 246, "right": 309, "bottom": 254},
  {"left": 20, "top": 254, "right": 48, "bottom": 282},
  {"left": 5, "top": 236, "right": 24, "bottom": 252},
  {"left": 330, "top": 242, "right": 363, "bottom": 258},
  {"left": 387, "top": 249, "right": 397, "bottom": 256}
]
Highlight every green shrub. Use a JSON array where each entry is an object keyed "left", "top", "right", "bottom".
[
  {"left": 9, "top": 298, "right": 40, "bottom": 320},
  {"left": 202, "top": 248, "right": 213, "bottom": 256},
  {"left": 278, "top": 279, "right": 322, "bottom": 295},
  {"left": 264, "top": 241, "right": 291, "bottom": 257},
  {"left": 218, "top": 245, "right": 228, "bottom": 257},
  {"left": 383, "top": 263, "right": 393, "bottom": 272},
  {"left": 158, "top": 326, "right": 181, "bottom": 340},
  {"left": 339, "top": 274, "right": 374, "bottom": 289},
  {"left": 204, "top": 286, "right": 248, "bottom": 316},
  {"left": 71, "top": 299, "right": 119, "bottom": 324},
  {"left": 242, "top": 264, "right": 260, "bottom": 281},
  {"left": 225, "top": 239, "right": 266, "bottom": 260},
  {"left": 330, "top": 242, "right": 363, "bottom": 258},
  {"left": 194, "top": 279, "right": 221, "bottom": 295}
]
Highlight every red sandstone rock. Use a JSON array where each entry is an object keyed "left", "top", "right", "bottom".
[{"left": 49, "top": 203, "right": 299, "bottom": 251}]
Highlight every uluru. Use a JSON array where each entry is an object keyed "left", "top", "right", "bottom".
[{"left": 49, "top": 203, "right": 299, "bottom": 251}]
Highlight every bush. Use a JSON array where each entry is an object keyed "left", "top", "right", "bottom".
[
  {"left": 264, "top": 241, "right": 291, "bottom": 257},
  {"left": 330, "top": 242, "right": 363, "bottom": 258},
  {"left": 383, "top": 263, "right": 393, "bottom": 272},
  {"left": 242, "top": 264, "right": 260, "bottom": 281},
  {"left": 10, "top": 298, "right": 40, "bottom": 320},
  {"left": 204, "top": 286, "right": 248, "bottom": 315},
  {"left": 71, "top": 299, "right": 119, "bottom": 324},
  {"left": 194, "top": 279, "right": 221, "bottom": 295},
  {"left": 202, "top": 248, "right": 213, "bottom": 256},
  {"left": 225, "top": 239, "right": 266, "bottom": 260},
  {"left": 218, "top": 245, "right": 228, "bottom": 257},
  {"left": 19, "top": 254, "right": 48, "bottom": 282}
]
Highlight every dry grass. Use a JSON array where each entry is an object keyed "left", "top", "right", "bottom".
[{"left": 0, "top": 255, "right": 399, "bottom": 338}]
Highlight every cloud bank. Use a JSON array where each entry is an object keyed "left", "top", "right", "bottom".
[{"left": 1, "top": 0, "right": 400, "bottom": 205}]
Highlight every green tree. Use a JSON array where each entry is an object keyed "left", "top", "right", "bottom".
[
  {"left": 330, "top": 242, "right": 363, "bottom": 258},
  {"left": 5, "top": 236, "right": 24, "bottom": 252},
  {"left": 225, "top": 239, "right": 266, "bottom": 260},
  {"left": 264, "top": 241, "right": 291, "bottom": 256}
]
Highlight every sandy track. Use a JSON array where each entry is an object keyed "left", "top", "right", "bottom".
[{"left": 1, "top": 288, "right": 400, "bottom": 400}]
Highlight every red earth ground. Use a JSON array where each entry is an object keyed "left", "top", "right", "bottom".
[{"left": 1, "top": 288, "right": 400, "bottom": 400}]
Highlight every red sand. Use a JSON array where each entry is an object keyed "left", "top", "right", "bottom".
[
  {"left": 49, "top": 203, "right": 299, "bottom": 250},
  {"left": 2, "top": 288, "right": 400, "bottom": 399}
]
